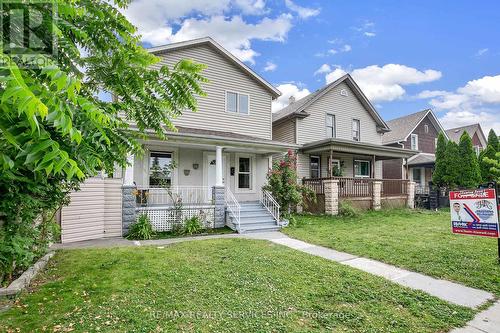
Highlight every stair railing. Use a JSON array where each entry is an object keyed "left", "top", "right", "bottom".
[
  {"left": 225, "top": 187, "right": 240, "bottom": 231},
  {"left": 260, "top": 189, "right": 280, "bottom": 225}
]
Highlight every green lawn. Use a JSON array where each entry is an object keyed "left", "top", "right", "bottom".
[
  {"left": 0, "top": 239, "right": 474, "bottom": 332},
  {"left": 283, "top": 209, "right": 500, "bottom": 296}
]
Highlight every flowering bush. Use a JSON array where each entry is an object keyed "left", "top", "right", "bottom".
[{"left": 264, "top": 150, "right": 315, "bottom": 218}]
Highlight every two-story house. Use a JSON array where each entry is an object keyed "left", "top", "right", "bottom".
[
  {"left": 382, "top": 109, "right": 448, "bottom": 193},
  {"left": 445, "top": 123, "right": 487, "bottom": 156},
  {"left": 272, "top": 74, "right": 414, "bottom": 181},
  {"left": 60, "top": 37, "right": 294, "bottom": 242}
]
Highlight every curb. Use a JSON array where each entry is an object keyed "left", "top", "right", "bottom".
[{"left": 0, "top": 251, "right": 55, "bottom": 297}]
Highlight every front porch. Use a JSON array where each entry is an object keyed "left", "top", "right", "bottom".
[{"left": 121, "top": 129, "right": 290, "bottom": 234}]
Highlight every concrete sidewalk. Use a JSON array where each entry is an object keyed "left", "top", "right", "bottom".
[{"left": 52, "top": 231, "right": 495, "bottom": 310}]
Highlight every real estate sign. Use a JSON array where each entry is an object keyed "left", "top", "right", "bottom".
[{"left": 449, "top": 188, "right": 499, "bottom": 238}]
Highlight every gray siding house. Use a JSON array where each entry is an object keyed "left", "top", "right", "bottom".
[{"left": 272, "top": 74, "right": 414, "bottom": 180}]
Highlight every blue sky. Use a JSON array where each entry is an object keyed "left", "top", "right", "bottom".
[{"left": 123, "top": 0, "right": 500, "bottom": 133}]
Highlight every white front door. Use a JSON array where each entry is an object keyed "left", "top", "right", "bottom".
[{"left": 206, "top": 154, "right": 226, "bottom": 197}]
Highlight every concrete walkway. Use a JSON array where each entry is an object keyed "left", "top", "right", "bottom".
[
  {"left": 450, "top": 301, "right": 500, "bottom": 333},
  {"left": 52, "top": 231, "right": 495, "bottom": 311}
]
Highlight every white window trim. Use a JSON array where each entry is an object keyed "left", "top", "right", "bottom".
[
  {"left": 235, "top": 153, "right": 256, "bottom": 193},
  {"left": 146, "top": 148, "right": 178, "bottom": 187},
  {"left": 325, "top": 113, "right": 336, "bottom": 138},
  {"left": 310, "top": 155, "right": 321, "bottom": 178},
  {"left": 410, "top": 134, "right": 419, "bottom": 150},
  {"left": 424, "top": 124, "right": 429, "bottom": 133},
  {"left": 225, "top": 90, "right": 250, "bottom": 115},
  {"left": 354, "top": 159, "right": 370, "bottom": 178},
  {"left": 352, "top": 118, "right": 360, "bottom": 141}
]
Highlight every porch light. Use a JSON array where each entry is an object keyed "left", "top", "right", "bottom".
[
  {"left": 184, "top": 169, "right": 191, "bottom": 176},
  {"left": 192, "top": 163, "right": 199, "bottom": 170}
]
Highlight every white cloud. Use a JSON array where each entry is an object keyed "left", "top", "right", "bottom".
[
  {"left": 122, "top": 0, "right": 292, "bottom": 64},
  {"left": 341, "top": 44, "right": 351, "bottom": 52},
  {"left": 284, "top": 0, "right": 320, "bottom": 19},
  {"left": 324, "top": 64, "right": 442, "bottom": 102},
  {"left": 314, "top": 64, "right": 331, "bottom": 76},
  {"left": 264, "top": 61, "right": 277, "bottom": 72},
  {"left": 353, "top": 20, "right": 376, "bottom": 37},
  {"left": 167, "top": 14, "right": 293, "bottom": 64},
  {"left": 272, "top": 83, "right": 310, "bottom": 112},
  {"left": 364, "top": 32, "right": 376, "bottom": 37},
  {"left": 323, "top": 44, "right": 352, "bottom": 56},
  {"left": 475, "top": 48, "right": 489, "bottom": 57},
  {"left": 417, "top": 75, "right": 500, "bottom": 134}
]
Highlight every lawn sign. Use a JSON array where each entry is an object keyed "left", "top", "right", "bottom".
[{"left": 449, "top": 185, "right": 500, "bottom": 262}]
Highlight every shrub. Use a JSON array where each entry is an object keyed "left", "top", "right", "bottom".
[
  {"left": 339, "top": 201, "right": 359, "bottom": 218},
  {"left": 127, "top": 214, "right": 155, "bottom": 240},
  {"left": 183, "top": 216, "right": 205, "bottom": 235}
]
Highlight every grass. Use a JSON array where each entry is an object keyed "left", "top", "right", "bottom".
[
  {"left": 0, "top": 239, "right": 474, "bottom": 332},
  {"left": 283, "top": 209, "right": 500, "bottom": 296}
]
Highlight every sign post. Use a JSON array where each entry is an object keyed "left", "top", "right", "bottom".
[{"left": 449, "top": 187, "right": 500, "bottom": 263}]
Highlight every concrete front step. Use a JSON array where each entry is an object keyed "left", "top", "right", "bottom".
[{"left": 239, "top": 225, "right": 281, "bottom": 233}]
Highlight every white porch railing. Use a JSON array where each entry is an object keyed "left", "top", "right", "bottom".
[
  {"left": 225, "top": 188, "right": 240, "bottom": 231},
  {"left": 136, "top": 186, "right": 213, "bottom": 206},
  {"left": 261, "top": 189, "right": 280, "bottom": 224}
]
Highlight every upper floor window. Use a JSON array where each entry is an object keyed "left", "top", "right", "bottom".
[
  {"left": 226, "top": 91, "right": 249, "bottom": 114},
  {"left": 424, "top": 124, "right": 429, "bottom": 133},
  {"left": 474, "top": 146, "right": 481, "bottom": 156},
  {"left": 352, "top": 119, "right": 360, "bottom": 141},
  {"left": 326, "top": 113, "right": 335, "bottom": 138},
  {"left": 149, "top": 152, "right": 173, "bottom": 187},
  {"left": 410, "top": 134, "right": 419, "bottom": 150}
]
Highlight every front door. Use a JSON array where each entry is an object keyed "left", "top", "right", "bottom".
[{"left": 206, "top": 154, "right": 226, "bottom": 199}]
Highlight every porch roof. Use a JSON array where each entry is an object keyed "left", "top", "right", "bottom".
[
  {"left": 301, "top": 138, "right": 417, "bottom": 159},
  {"left": 143, "top": 126, "right": 297, "bottom": 153},
  {"left": 407, "top": 153, "right": 435, "bottom": 166}
]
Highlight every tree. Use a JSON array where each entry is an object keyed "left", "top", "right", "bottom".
[
  {"left": 432, "top": 132, "right": 447, "bottom": 187},
  {"left": 264, "top": 150, "right": 314, "bottom": 218},
  {"left": 0, "top": 1, "right": 206, "bottom": 284},
  {"left": 457, "top": 132, "right": 481, "bottom": 188},
  {"left": 487, "top": 129, "right": 499, "bottom": 151},
  {"left": 442, "top": 140, "right": 461, "bottom": 189},
  {"left": 483, "top": 151, "right": 500, "bottom": 181}
]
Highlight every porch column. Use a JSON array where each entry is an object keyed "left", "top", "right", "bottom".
[
  {"left": 324, "top": 179, "right": 339, "bottom": 215},
  {"left": 407, "top": 181, "right": 416, "bottom": 209},
  {"left": 213, "top": 146, "right": 225, "bottom": 228},
  {"left": 122, "top": 154, "right": 137, "bottom": 236},
  {"left": 215, "top": 146, "right": 223, "bottom": 186},
  {"left": 372, "top": 181, "right": 382, "bottom": 210}
]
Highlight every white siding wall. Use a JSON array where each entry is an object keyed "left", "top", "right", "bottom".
[
  {"left": 272, "top": 119, "right": 296, "bottom": 143},
  {"left": 153, "top": 44, "right": 273, "bottom": 140},
  {"left": 297, "top": 82, "right": 383, "bottom": 145}
]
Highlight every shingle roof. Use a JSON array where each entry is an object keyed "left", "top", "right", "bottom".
[
  {"left": 272, "top": 74, "right": 390, "bottom": 131},
  {"left": 382, "top": 110, "right": 430, "bottom": 144},
  {"left": 445, "top": 124, "right": 481, "bottom": 144},
  {"left": 407, "top": 153, "right": 435, "bottom": 166}
]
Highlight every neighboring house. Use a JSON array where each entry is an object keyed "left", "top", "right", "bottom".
[
  {"left": 445, "top": 123, "right": 487, "bottom": 156},
  {"left": 382, "top": 109, "right": 448, "bottom": 193},
  {"left": 272, "top": 74, "right": 414, "bottom": 180}
]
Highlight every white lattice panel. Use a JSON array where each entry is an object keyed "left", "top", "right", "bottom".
[{"left": 137, "top": 206, "right": 216, "bottom": 232}]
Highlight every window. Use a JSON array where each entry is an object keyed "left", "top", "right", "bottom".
[
  {"left": 410, "top": 134, "right": 419, "bottom": 150},
  {"left": 354, "top": 160, "right": 370, "bottom": 178},
  {"left": 238, "top": 157, "right": 252, "bottom": 189},
  {"left": 326, "top": 114, "right": 335, "bottom": 138},
  {"left": 474, "top": 146, "right": 481, "bottom": 156},
  {"left": 435, "top": 138, "right": 438, "bottom": 148},
  {"left": 226, "top": 91, "right": 249, "bottom": 114},
  {"left": 330, "top": 158, "right": 341, "bottom": 176},
  {"left": 352, "top": 119, "right": 360, "bottom": 141},
  {"left": 412, "top": 168, "right": 421, "bottom": 184},
  {"left": 310, "top": 156, "right": 321, "bottom": 178},
  {"left": 424, "top": 124, "right": 429, "bottom": 133},
  {"left": 149, "top": 152, "right": 173, "bottom": 186}
]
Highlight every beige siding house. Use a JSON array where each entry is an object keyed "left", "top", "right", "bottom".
[
  {"left": 120, "top": 37, "right": 292, "bottom": 235},
  {"left": 273, "top": 74, "right": 414, "bottom": 180}
]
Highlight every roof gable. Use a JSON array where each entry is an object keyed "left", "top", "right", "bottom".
[
  {"left": 382, "top": 109, "right": 448, "bottom": 144},
  {"left": 148, "top": 37, "right": 280, "bottom": 98},
  {"left": 272, "top": 74, "right": 390, "bottom": 131},
  {"left": 445, "top": 123, "right": 487, "bottom": 147}
]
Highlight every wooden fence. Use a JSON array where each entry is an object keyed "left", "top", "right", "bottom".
[{"left": 303, "top": 177, "right": 409, "bottom": 198}]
